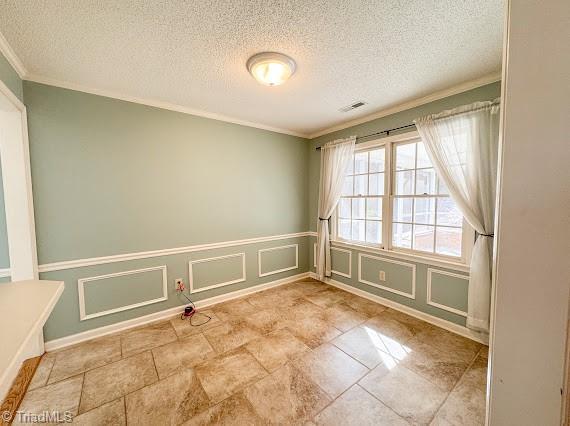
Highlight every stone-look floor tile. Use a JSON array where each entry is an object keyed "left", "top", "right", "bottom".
[
  {"left": 72, "top": 398, "right": 125, "bottom": 426},
  {"left": 342, "top": 295, "right": 388, "bottom": 317},
  {"left": 285, "top": 313, "right": 342, "bottom": 349},
  {"left": 48, "top": 335, "right": 121, "bottom": 384},
  {"left": 120, "top": 321, "right": 178, "bottom": 357},
  {"left": 152, "top": 333, "right": 215, "bottom": 379},
  {"left": 243, "top": 363, "right": 332, "bottom": 424},
  {"left": 281, "top": 298, "right": 325, "bottom": 321},
  {"left": 291, "top": 280, "right": 329, "bottom": 295},
  {"left": 194, "top": 347, "right": 267, "bottom": 403},
  {"left": 332, "top": 325, "right": 409, "bottom": 369},
  {"left": 247, "top": 287, "right": 300, "bottom": 309},
  {"left": 360, "top": 313, "right": 419, "bottom": 345},
  {"left": 211, "top": 299, "right": 259, "bottom": 322},
  {"left": 304, "top": 288, "right": 346, "bottom": 308},
  {"left": 170, "top": 310, "right": 222, "bottom": 338},
  {"left": 432, "top": 355, "right": 488, "bottom": 426},
  {"left": 295, "top": 343, "right": 369, "bottom": 398},
  {"left": 242, "top": 307, "right": 288, "bottom": 334},
  {"left": 182, "top": 392, "right": 266, "bottom": 426},
  {"left": 382, "top": 309, "right": 435, "bottom": 334},
  {"left": 28, "top": 352, "right": 56, "bottom": 390},
  {"left": 79, "top": 351, "right": 158, "bottom": 413},
  {"left": 14, "top": 376, "right": 83, "bottom": 425},
  {"left": 360, "top": 365, "right": 447, "bottom": 425},
  {"left": 399, "top": 338, "right": 470, "bottom": 392},
  {"left": 203, "top": 320, "right": 261, "bottom": 353},
  {"left": 415, "top": 327, "right": 481, "bottom": 363},
  {"left": 314, "top": 384, "right": 409, "bottom": 426},
  {"left": 126, "top": 368, "right": 210, "bottom": 425},
  {"left": 478, "top": 345, "right": 489, "bottom": 360},
  {"left": 322, "top": 303, "right": 369, "bottom": 332},
  {"left": 245, "top": 328, "right": 310, "bottom": 372}
]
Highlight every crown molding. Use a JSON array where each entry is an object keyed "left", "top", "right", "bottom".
[
  {"left": 25, "top": 74, "right": 309, "bottom": 138},
  {"left": 307, "top": 71, "right": 502, "bottom": 139},
  {"left": 0, "top": 31, "right": 28, "bottom": 78}
]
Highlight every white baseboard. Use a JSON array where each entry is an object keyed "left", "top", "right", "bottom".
[
  {"left": 309, "top": 272, "right": 488, "bottom": 345},
  {"left": 45, "top": 272, "right": 310, "bottom": 351}
]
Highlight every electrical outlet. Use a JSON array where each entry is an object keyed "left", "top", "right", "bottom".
[
  {"left": 175, "top": 278, "right": 185, "bottom": 291},
  {"left": 379, "top": 271, "right": 386, "bottom": 281}
]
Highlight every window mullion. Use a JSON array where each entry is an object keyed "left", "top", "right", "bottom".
[{"left": 384, "top": 142, "right": 392, "bottom": 249}]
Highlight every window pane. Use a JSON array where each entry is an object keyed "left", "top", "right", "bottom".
[
  {"left": 369, "top": 148, "right": 385, "bottom": 173},
  {"left": 366, "top": 220, "right": 382, "bottom": 244},
  {"left": 369, "top": 173, "right": 384, "bottom": 195},
  {"left": 415, "top": 168, "right": 437, "bottom": 195},
  {"left": 339, "top": 219, "right": 351, "bottom": 239},
  {"left": 352, "top": 220, "right": 365, "bottom": 242},
  {"left": 355, "top": 152, "right": 368, "bottom": 174},
  {"left": 393, "top": 197, "right": 413, "bottom": 222},
  {"left": 414, "top": 197, "right": 435, "bottom": 224},
  {"left": 354, "top": 175, "right": 368, "bottom": 196},
  {"left": 437, "top": 178, "right": 450, "bottom": 195},
  {"left": 338, "top": 198, "right": 351, "bottom": 219},
  {"left": 392, "top": 223, "right": 412, "bottom": 249},
  {"left": 413, "top": 225, "right": 435, "bottom": 252},
  {"left": 394, "top": 170, "right": 415, "bottom": 195},
  {"left": 436, "top": 197, "right": 463, "bottom": 226},
  {"left": 395, "top": 143, "right": 416, "bottom": 170},
  {"left": 416, "top": 142, "right": 433, "bottom": 169},
  {"left": 436, "top": 227, "right": 462, "bottom": 257},
  {"left": 352, "top": 198, "right": 365, "bottom": 219},
  {"left": 342, "top": 176, "right": 353, "bottom": 196},
  {"left": 346, "top": 156, "right": 354, "bottom": 175},
  {"left": 366, "top": 198, "right": 382, "bottom": 220}
]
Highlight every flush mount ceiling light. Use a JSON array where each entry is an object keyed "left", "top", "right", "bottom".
[{"left": 246, "top": 52, "right": 296, "bottom": 86}]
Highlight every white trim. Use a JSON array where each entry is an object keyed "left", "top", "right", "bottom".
[
  {"left": 313, "top": 243, "right": 352, "bottom": 278},
  {"left": 0, "top": 268, "right": 11, "bottom": 278},
  {"left": 258, "top": 244, "right": 299, "bottom": 277},
  {"left": 308, "top": 72, "right": 502, "bottom": 139},
  {"left": 25, "top": 74, "right": 308, "bottom": 138},
  {"left": 310, "top": 272, "right": 487, "bottom": 345},
  {"left": 45, "top": 272, "right": 310, "bottom": 351},
  {"left": 189, "top": 253, "right": 246, "bottom": 294},
  {"left": 38, "top": 232, "right": 310, "bottom": 273},
  {"left": 426, "top": 268, "right": 469, "bottom": 317},
  {"left": 358, "top": 253, "right": 416, "bottom": 299},
  {"left": 0, "top": 30, "right": 28, "bottom": 79},
  {"left": 78, "top": 266, "right": 168, "bottom": 321}
]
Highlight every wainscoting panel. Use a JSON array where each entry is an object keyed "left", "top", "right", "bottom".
[
  {"left": 79, "top": 266, "right": 168, "bottom": 321},
  {"left": 189, "top": 253, "right": 246, "bottom": 293},
  {"left": 313, "top": 243, "right": 352, "bottom": 278},
  {"left": 358, "top": 253, "right": 416, "bottom": 299},
  {"left": 427, "top": 268, "right": 469, "bottom": 316},
  {"left": 258, "top": 244, "right": 298, "bottom": 277}
]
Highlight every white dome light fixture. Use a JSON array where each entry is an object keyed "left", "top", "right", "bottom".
[{"left": 247, "top": 52, "right": 296, "bottom": 86}]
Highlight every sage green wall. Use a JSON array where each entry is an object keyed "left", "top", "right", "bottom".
[
  {"left": 23, "top": 81, "right": 311, "bottom": 340},
  {"left": 24, "top": 81, "right": 310, "bottom": 264},
  {"left": 0, "top": 50, "right": 18, "bottom": 270},
  {"left": 307, "top": 81, "right": 501, "bottom": 327},
  {"left": 0, "top": 51, "right": 23, "bottom": 102}
]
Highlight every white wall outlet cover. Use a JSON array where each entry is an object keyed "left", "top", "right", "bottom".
[{"left": 379, "top": 271, "right": 386, "bottom": 281}]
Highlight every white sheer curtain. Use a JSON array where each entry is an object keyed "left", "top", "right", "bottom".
[
  {"left": 316, "top": 136, "right": 356, "bottom": 279},
  {"left": 414, "top": 99, "right": 500, "bottom": 332}
]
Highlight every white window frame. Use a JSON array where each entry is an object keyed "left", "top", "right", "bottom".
[{"left": 332, "top": 131, "right": 474, "bottom": 266}]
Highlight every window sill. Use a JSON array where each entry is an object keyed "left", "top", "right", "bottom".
[{"left": 330, "top": 239, "right": 471, "bottom": 273}]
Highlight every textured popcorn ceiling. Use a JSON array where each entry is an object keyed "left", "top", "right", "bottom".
[{"left": 0, "top": 1, "right": 503, "bottom": 136}]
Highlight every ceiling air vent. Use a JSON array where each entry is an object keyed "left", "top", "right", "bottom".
[{"left": 339, "top": 101, "right": 367, "bottom": 113}]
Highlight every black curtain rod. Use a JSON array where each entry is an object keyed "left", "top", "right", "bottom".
[{"left": 315, "top": 123, "right": 416, "bottom": 150}]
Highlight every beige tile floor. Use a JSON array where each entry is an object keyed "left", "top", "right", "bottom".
[{"left": 17, "top": 278, "right": 488, "bottom": 425}]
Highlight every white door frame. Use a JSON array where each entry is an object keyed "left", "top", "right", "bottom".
[{"left": 0, "top": 80, "right": 38, "bottom": 281}]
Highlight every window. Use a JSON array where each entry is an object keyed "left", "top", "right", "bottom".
[
  {"left": 335, "top": 134, "right": 470, "bottom": 262},
  {"left": 338, "top": 147, "right": 385, "bottom": 245}
]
